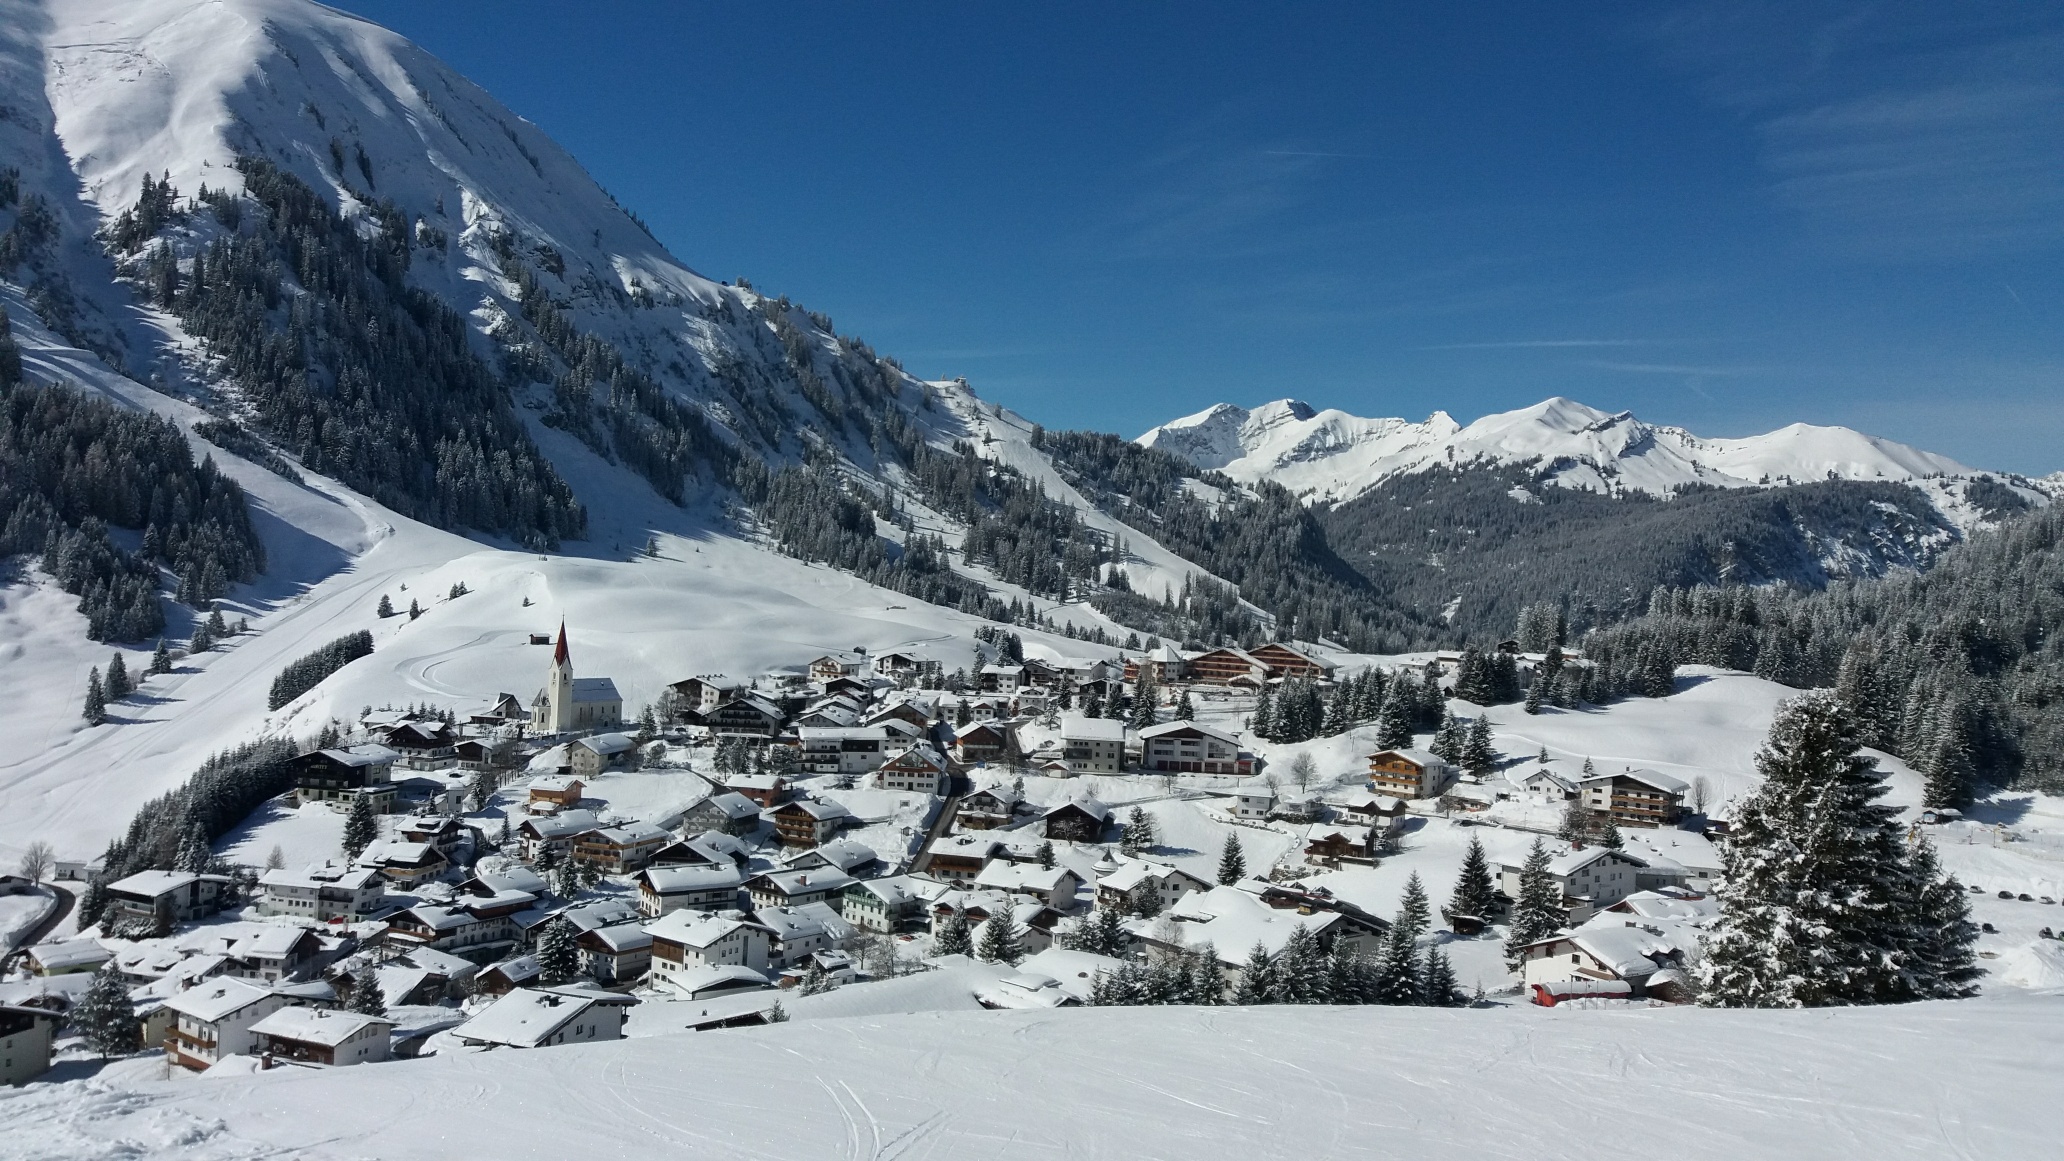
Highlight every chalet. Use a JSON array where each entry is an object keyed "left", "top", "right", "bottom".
[
  {"left": 250, "top": 1007, "right": 393, "bottom": 1067},
  {"left": 794, "top": 700, "right": 863, "bottom": 729},
  {"left": 1059, "top": 716, "right": 1126, "bottom": 773},
  {"left": 1042, "top": 796, "right": 1111, "bottom": 843},
  {"left": 526, "top": 774, "right": 586, "bottom": 810},
  {"left": 725, "top": 773, "right": 788, "bottom": 808},
  {"left": 872, "top": 651, "right": 928, "bottom": 678},
  {"left": 475, "top": 956, "right": 541, "bottom": 997},
  {"left": 290, "top": 745, "right": 398, "bottom": 812},
  {"left": 553, "top": 899, "right": 643, "bottom": 939},
  {"left": 105, "top": 870, "right": 233, "bottom": 929},
  {"left": 219, "top": 926, "right": 325, "bottom": 984},
  {"left": 1185, "top": 647, "right": 1266, "bottom": 687},
  {"left": 383, "top": 888, "right": 536, "bottom": 955},
  {"left": 954, "top": 720, "right": 1015, "bottom": 765},
  {"left": 396, "top": 814, "right": 469, "bottom": 855},
  {"left": 798, "top": 726, "right": 897, "bottom": 776},
  {"left": 809, "top": 652, "right": 867, "bottom": 681},
  {"left": 355, "top": 840, "right": 449, "bottom": 889},
  {"left": 651, "top": 830, "right": 752, "bottom": 870},
  {"left": 929, "top": 892, "right": 1063, "bottom": 955},
  {"left": 1123, "top": 644, "right": 1190, "bottom": 685},
  {"left": 647, "top": 912, "right": 774, "bottom": 979},
  {"left": 841, "top": 875, "right": 930, "bottom": 933},
  {"left": 973, "top": 862, "right": 1083, "bottom": 911},
  {"left": 570, "top": 733, "right": 639, "bottom": 778},
  {"left": 1250, "top": 643, "right": 1336, "bottom": 681},
  {"left": 1233, "top": 787, "right": 1276, "bottom": 820},
  {"left": 1516, "top": 767, "right": 1582, "bottom": 805},
  {"left": 771, "top": 798, "right": 853, "bottom": 848},
  {"left": 957, "top": 785, "right": 1023, "bottom": 830},
  {"left": 1272, "top": 794, "right": 1320, "bottom": 824},
  {"left": 877, "top": 744, "right": 951, "bottom": 794},
  {"left": 706, "top": 696, "right": 786, "bottom": 738},
  {"left": 0, "top": 1005, "right": 62, "bottom": 1086},
  {"left": 665, "top": 964, "right": 777, "bottom": 1003},
  {"left": 576, "top": 922, "right": 654, "bottom": 984},
  {"left": 1517, "top": 919, "right": 1696, "bottom": 1000},
  {"left": 257, "top": 864, "right": 386, "bottom": 923},
  {"left": 380, "top": 719, "right": 458, "bottom": 767},
  {"left": 978, "top": 664, "right": 1027, "bottom": 694},
  {"left": 669, "top": 674, "right": 749, "bottom": 716},
  {"left": 777, "top": 949, "right": 857, "bottom": 990},
  {"left": 1128, "top": 886, "right": 1384, "bottom": 982},
  {"left": 22, "top": 939, "right": 111, "bottom": 976},
  {"left": 1304, "top": 823, "right": 1374, "bottom": 863},
  {"left": 1578, "top": 768, "right": 1690, "bottom": 828},
  {"left": 745, "top": 868, "right": 857, "bottom": 911},
  {"left": 751, "top": 903, "right": 854, "bottom": 970},
  {"left": 163, "top": 978, "right": 292, "bottom": 1071},
  {"left": 635, "top": 864, "right": 745, "bottom": 917},
  {"left": 1094, "top": 859, "right": 1211, "bottom": 914},
  {"left": 1366, "top": 748, "right": 1457, "bottom": 800},
  {"left": 460, "top": 864, "right": 549, "bottom": 900},
  {"left": 926, "top": 835, "right": 1004, "bottom": 882},
  {"left": 571, "top": 821, "right": 673, "bottom": 874},
  {"left": 682, "top": 791, "right": 761, "bottom": 836},
  {"left": 864, "top": 699, "right": 935, "bottom": 732},
  {"left": 514, "top": 810, "right": 599, "bottom": 863},
  {"left": 1498, "top": 846, "right": 1647, "bottom": 918},
  {"left": 452, "top": 738, "right": 515, "bottom": 772},
  {"left": 780, "top": 838, "right": 883, "bottom": 878},
  {"left": 452, "top": 986, "right": 634, "bottom": 1049},
  {"left": 466, "top": 692, "right": 527, "bottom": 728},
  {"left": 1138, "top": 721, "right": 1248, "bottom": 776}
]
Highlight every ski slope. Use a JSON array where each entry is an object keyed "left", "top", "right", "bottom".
[{"left": 3, "top": 995, "right": 2057, "bottom": 1160}]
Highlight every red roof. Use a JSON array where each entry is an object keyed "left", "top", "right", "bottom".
[{"left": 554, "top": 620, "right": 570, "bottom": 665}]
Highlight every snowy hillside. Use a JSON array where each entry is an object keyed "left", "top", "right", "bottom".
[
  {"left": 1139, "top": 396, "right": 2045, "bottom": 521},
  {"left": 4, "top": 997, "right": 2056, "bottom": 1159}
]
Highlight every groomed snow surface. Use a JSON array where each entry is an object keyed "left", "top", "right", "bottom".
[{"left": 3, "top": 996, "right": 2057, "bottom": 1160}]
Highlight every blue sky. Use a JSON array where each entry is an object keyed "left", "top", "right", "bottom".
[{"left": 335, "top": 1, "right": 2064, "bottom": 473}]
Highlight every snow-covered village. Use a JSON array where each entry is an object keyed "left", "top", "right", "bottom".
[{"left": 1, "top": 1, "right": 2061, "bottom": 1158}]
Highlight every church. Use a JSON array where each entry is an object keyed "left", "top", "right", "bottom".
[{"left": 531, "top": 622, "right": 623, "bottom": 734}]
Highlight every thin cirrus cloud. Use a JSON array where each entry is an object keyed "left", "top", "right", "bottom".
[{"left": 1587, "top": 360, "right": 1761, "bottom": 377}]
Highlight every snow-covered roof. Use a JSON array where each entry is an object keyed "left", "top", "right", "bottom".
[
  {"left": 577, "top": 821, "right": 671, "bottom": 847},
  {"left": 576, "top": 732, "right": 636, "bottom": 756},
  {"left": 664, "top": 963, "right": 773, "bottom": 999},
  {"left": 1093, "top": 858, "right": 1193, "bottom": 893},
  {"left": 846, "top": 875, "right": 925, "bottom": 908},
  {"left": 1616, "top": 829, "right": 1723, "bottom": 876},
  {"left": 1544, "top": 846, "right": 1646, "bottom": 878},
  {"left": 781, "top": 838, "right": 880, "bottom": 873},
  {"left": 755, "top": 903, "right": 852, "bottom": 944},
  {"left": 695, "top": 792, "right": 761, "bottom": 820},
  {"left": 528, "top": 774, "right": 585, "bottom": 793},
  {"left": 455, "top": 987, "right": 616, "bottom": 1048},
  {"left": 638, "top": 865, "right": 744, "bottom": 894},
  {"left": 777, "top": 798, "right": 852, "bottom": 822},
  {"left": 1143, "top": 886, "right": 1345, "bottom": 965},
  {"left": 581, "top": 922, "right": 653, "bottom": 954},
  {"left": 1369, "top": 747, "right": 1443, "bottom": 768},
  {"left": 107, "top": 870, "right": 201, "bottom": 898},
  {"left": 250, "top": 1006, "right": 390, "bottom": 1047},
  {"left": 1306, "top": 823, "right": 1372, "bottom": 846},
  {"left": 1060, "top": 716, "right": 1125, "bottom": 742},
  {"left": 164, "top": 978, "right": 277, "bottom": 1023},
  {"left": 1608, "top": 768, "right": 1690, "bottom": 795},
  {"left": 569, "top": 678, "right": 621, "bottom": 703},
  {"left": 554, "top": 900, "right": 642, "bottom": 934},
  {"left": 1044, "top": 796, "right": 1109, "bottom": 821},
  {"left": 748, "top": 867, "right": 858, "bottom": 898},
  {"left": 644, "top": 911, "right": 757, "bottom": 949},
  {"left": 1136, "top": 720, "right": 1239, "bottom": 745},
  {"left": 973, "top": 861, "right": 1076, "bottom": 896}
]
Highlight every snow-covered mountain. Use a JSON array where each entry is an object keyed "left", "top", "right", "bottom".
[{"left": 1138, "top": 396, "right": 2032, "bottom": 517}]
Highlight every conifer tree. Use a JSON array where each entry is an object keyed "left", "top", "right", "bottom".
[
  {"left": 1251, "top": 686, "right": 1275, "bottom": 740},
  {"left": 933, "top": 912, "right": 975, "bottom": 957},
  {"left": 341, "top": 792, "right": 377, "bottom": 859},
  {"left": 1174, "top": 688, "right": 1195, "bottom": 721},
  {"left": 151, "top": 637, "right": 173, "bottom": 675},
  {"left": 975, "top": 909, "right": 1025, "bottom": 965},
  {"left": 1396, "top": 872, "right": 1430, "bottom": 944},
  {"left": 73, "top": 962, "right": 141, "bottom": 1058},
  {"left": 1462, "top": 716, "right": 1496, "bottom": 775},
  {"left": 537, "top": 918, "right": 580, "bottom": 985},
  {"left": 1232, "top": 942, "right": 1274, "bottom": 1004},
  {"left": 77, "top": 876, "right": 109, "bottom": 929},
  {"left": 105, "top": 652, "right": 131, "bottom": 700},
  {"left": 1272, "top": 926, "right": 1329, "bottom": 1004},
  {"left": 1557, "top": 801, "right": 1594, "bottom": 845},
  {"left": 1121, "top": 806, "right": 1157, "bottom": 856},
  {"left": 1421, "top": 946, "right": 1462, "bottom": 1006},
  {"left": 1902, "top": 837, "right": 1982, "bottom": 1000},
  {"left": 408, "top": 598, "right": 421, "bottom": 620},
  {"left": 1697, "top": 691, "right": 1953, "bottom": 1008},
  {"left": 1036, "top": 840, "right": 1055, "bottom": 870},
  {"left": 1504, "top": 839, "right": 1564, "bottom": 969},
  {"left": 377, "top": 593, "right": 394, "bottom": 618},
  {"left": 351, "top": 975, "right": 389, "bottom": 1017},
  {"left": 175, "top": 821, "right": 211, "bottom": 874},
  {"left": 83, "top": 666, "right": 106, "bottom": 724},
  {"left": 1188, "top": 942, "right": 1226, "bottom": 1004},
  {"left": 1523, "top": 676, "right": 1543, "bottom": 715},
  {"left": 1448, "top": 835, "right": 1501, "bottom": 923},
  {"left": 1217, "top": 833, "right": 1247, "bottom": 885},
  {"left": 1376, "top": 682, "right": 1416, "bottom": 749}
]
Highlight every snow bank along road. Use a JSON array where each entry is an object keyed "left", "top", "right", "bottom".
[{"left": 3, "top": 995, "right": 2055, "bottom": 1160}]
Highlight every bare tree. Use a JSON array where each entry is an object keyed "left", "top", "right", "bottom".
[
  {"left": 1690, "top": 776, "right": 1712, "bottom": 815},
  {"left": 265, "top": 844, "right": 287, "bottom": 871},
  {"left": 18, "top": 840, "right": 54, "bottom": 883},
  {"left": 1288, "top": 753, "right": 1317, "bottom": 793}
]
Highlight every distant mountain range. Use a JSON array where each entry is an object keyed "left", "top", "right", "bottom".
[{"left": 1138, "top": 397, "right": 2048, "bottom": 531}]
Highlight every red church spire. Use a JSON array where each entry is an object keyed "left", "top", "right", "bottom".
[{"left": 554, "top": 619, "right": 570, "bottom": 666}]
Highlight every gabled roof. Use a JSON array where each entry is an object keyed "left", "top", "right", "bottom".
[
  {"left": 1059, "top": 716, "right": 1125, "bottom": 742},
  {"left": 644, "top": 911, "right": 761, "bottom": 949},
  {"left": 164, "top": 977, "right": 277, "bottom": 1022},
  {"left": 746, "top": 867, "right": 858, "bottom": 898},
  {"left": 1043, "top": 795, "right": 1110, "bottom": 821},
  {"left": 1368, "top": 747, "right": 1443, "bottom": 768},
  {"left": 774, "top": 798, "right": 852, "bottom": 822},
  {"left": 250, "top": 1006, "right": 391, "bottom": 1047},
  {"left": 1137, "top": 720, "right": 1238, "bottom": 745},
  {"left": 455, "top": 986, "right": 624, "bottom": 1048},
  {"left": 569, "top": 677, "right": 620, "bottom": 703},
  {"left": 575, "top": 732, "right": 637, "bottom": 756},
  {"left": 692, "top": 792, "right": 761, "bottom": 820},
  {"left": 638, "top": 864, "right": 744, "bottom": 894}
]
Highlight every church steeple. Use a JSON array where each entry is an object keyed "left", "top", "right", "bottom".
[{"left": 553, "top": 619, "right": 570, "bottom": 666}]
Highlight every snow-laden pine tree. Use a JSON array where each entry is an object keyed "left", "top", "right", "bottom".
[
  {"left": 175, "top": 821, "right": 212, "bottom": 874},
  {"left": 1503, "top": 839, "right": 1564, "bottom": 969},
  {"left": 537, "top": 918, "right": 580, "bottom": 985},
  {"left": 1447, "top": 835, "right": 1501, "bottom": 924},
  {"left": 1421, "top": 946, "right": 1462, "bottom": 1006},
  {"left": 1217, "top": 833, "right": 1246, "bottom": 885},
  {"left": 1376, "top": 682, "right": 1416, "bottom": 749},
  {"left": 1120, "top": 807, "right": 1157, "bottom": 856},
  {"left": 976, "top": 910, "right": 1026, "bottom": 965},
  {"left": 83, "top": 666, "right": 106, "bottom": 724},
  {"left": 341, "top": 792, "right": 377, "bottom": 859},
  {"left": 1231, "top": 942, "right": 1274, "bottom": 1004},
  {"left": 1271, "top": 926, "right": 1330, "bottom": 1004},
  {"left": 1371, "top": 920, "right": 1422, "bottom": 1005},
  {"left": 933, "top": 912, "right": 975, "bottom": 957},
  {"left": 1462, "top": 716, "right": 1496, "bottom": 775},
  {"left": 1900, "top": 837, "right": 1982, "bottom": 1000},
  {"left": 73, "top": 962, "right": 141, "bottom": 1057},
  {"left": 1698, "top": 691, "right": 1970, "bottom": 1007},
  {"left": 105, "top": 652, "right": 131, "bottom": 700},
  {"left": 351, "top": 975, "right": 388, "bottom": 1016}
]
